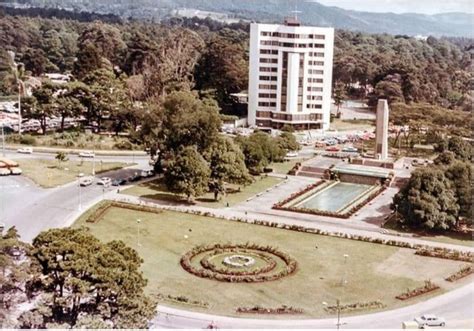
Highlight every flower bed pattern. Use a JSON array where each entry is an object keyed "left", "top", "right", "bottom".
[
  {"left": 272, "top": 181, "right": 386, "bottom": 219},
  {"left": 236, "top": 305, "right": 303, "bottom": 314},
  {"left": 324, "top": 300, "right": 385, "bottom": 314},
  {"left": 180, "top": 243, "right": 297, "bottom": 283},
  {"left": 445, "top": 265, "right": 474, "bottom": 282},
  {"left": 395, "top": 281, "right": 440, "bottom": 300}
]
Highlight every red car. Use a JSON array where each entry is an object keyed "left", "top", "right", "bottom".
[{"left": 325, "top": 146, "right": 340, "bottom": 152}]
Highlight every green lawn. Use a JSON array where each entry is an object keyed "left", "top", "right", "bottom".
[
  {"left": 330, "top": 119, "right": 375, "bottom": 132},
  {"left": 17, "top": 158, "right": 131, "bottom": 188},
  {"left": 122, "top": 175, "right": 282, "bottom": 208},
  {"left": 74, "top": 205, "right": 466, "bottom": 318},
  {"left": 269, "top": 158, "right": 305, "bottom": 174}
]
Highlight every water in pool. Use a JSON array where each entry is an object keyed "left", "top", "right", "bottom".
[{"left": 297, "top": 182, "right": 371, "bottom": 212}]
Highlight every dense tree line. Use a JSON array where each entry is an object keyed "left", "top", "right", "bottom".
[
  {"left": 393, "top": 136, "right": 472, "bottom": 231},
  {"left": 0, "top": 12, "right": 471, "bottom": 111}
]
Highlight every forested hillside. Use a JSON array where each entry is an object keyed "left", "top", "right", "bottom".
[
  {"left": 1, "top": 0, "right": 473, "bottom": 37},
  {"left": 1, "top": 11, "right": 471, "bottom": 111}
]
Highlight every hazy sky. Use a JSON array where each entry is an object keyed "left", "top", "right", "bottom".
[{"left": 315, "top": 0, "right": 473, "bottom": 14}]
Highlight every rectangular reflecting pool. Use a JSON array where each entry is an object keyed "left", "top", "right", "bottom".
[{"left": 296, "top": 182, "right": 372, "bottom": 213}]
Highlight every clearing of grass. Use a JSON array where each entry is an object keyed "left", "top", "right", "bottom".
[
  {"left": 16, "top": 158, "right": 131, "bottom": 188},
  {"left": 330, "top": 118, "right": 375, "bottom": 132},
  {"left": 269, "top": 158, "right": 306, "bottom": 174},
  {"left": 73, "top": 204, "right": 468, "bottom": 318},
  {"left": 121, "top": 175, "right": 282, "bottom": 208}
]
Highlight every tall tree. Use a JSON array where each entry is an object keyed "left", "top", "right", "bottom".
[
  {"left": 0, "top": 227, "right": 39, "bottom": 328},
  {"left": 19, "top": 227, "right": 156, "bottom": 329},
  {"left": 195, "top": 34, "right": 248, "bottom": 105},
  {"left": 393, "top": 167, "right": 459, "bottom": 231},
  {"left": 204, "top": 136, "right": 251, "bottom": 200},
  {"left": 164, "top": 146, "right": 210, "bottom": 201}
]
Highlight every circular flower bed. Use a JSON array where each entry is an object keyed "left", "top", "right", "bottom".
[{"left": 181, "top": 243, "right": 298, "bottom": 283}]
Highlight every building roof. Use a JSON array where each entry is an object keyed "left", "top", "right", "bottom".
[{"left": 333, "top": 163, "right": 391, "bottom": 178}]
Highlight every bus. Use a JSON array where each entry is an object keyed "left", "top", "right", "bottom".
[{"left": 0, "top": 158, "right": 22, "bottom": 175}]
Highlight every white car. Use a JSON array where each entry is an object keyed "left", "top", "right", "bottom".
[
  {"left": 97, "top": 177, "right": 111, "bottom": 186},
  {"left": 78, "top": 151, "right": 95, "bottom": 158},
  {"left": 286, "top": 151, "right": 299, "bottom": 158},
  {"left": 414, "top": 314, "right": 446, "bottom": 328},
  {"left": 79, "top": 177, "right": 93, "bottom": 187},
  {"left": 0, "top": 168, "right": 10, "bottom": 176},
  {"left": 17, "top": 147, "right": 33, "bottom": 154}
]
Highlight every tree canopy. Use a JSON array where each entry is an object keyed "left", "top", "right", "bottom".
[{"left": 18, "top": 227, "right": 156, "bottom": 329}]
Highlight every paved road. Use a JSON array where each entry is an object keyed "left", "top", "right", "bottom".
[
  {"left": 151, "top": 282, "right": 473, "bottom": 329},
  {"left": 0, "top": 152, "right": 152, "bottom": 241}
]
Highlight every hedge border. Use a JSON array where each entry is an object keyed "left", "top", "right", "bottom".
[
  {"left": 395, "top": 281, "right": 440, "bottom": 300},
  {"left": 86, "top": 201, "right": 163, "bottom": 223},
  {"left": 444, "top": 265, "right": 474, "bottom": 282},
  {"left": 236, "top": 305, "right": 304, "bottom": 315}
]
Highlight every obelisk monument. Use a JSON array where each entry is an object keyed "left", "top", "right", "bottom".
[{"left": 375, "top": 99, "right": 389, "bottom": 160}]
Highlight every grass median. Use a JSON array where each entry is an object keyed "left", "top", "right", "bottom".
[
  {"left": 16, "top": 158, "right": 131, "bottom": 188},
  {"left": 74, "top": 204, "right": 467, "bottom": 318},
  {"left": 121, "top": 175, "right": 283, "bottom": 208}
]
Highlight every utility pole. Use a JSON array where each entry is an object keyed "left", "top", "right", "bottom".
[
  {"left": 136, "top": 218, "right": 142, "bottom": 248},
  {"left": 340, "top": 254, "right": 349, "bottom": 286},
  {"left": 1, "top": 123, "right": 5, "bottom": 157}
]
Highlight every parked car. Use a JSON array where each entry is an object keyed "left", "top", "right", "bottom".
[
  {"left": 79, "top": 177, "right": 93, "bottom": 187},
  {"left": 325, "top": 146, "right": 340, "bottom": 152},
  {"left": 342, "top": 146, "right": 358, "bottom": 153},
  {"left": 314, "top": 141, "right": 326, "bottom": 148},
  {"left": 97, "top": 177, "right": 111, "bottom": 186},
  {"left": 128, "top": 172, "right": 142, "bottom": 182},
  {"left": 414, "top": 314, "right": 446, "bottom": 328},
  {"left": 17, "top": 147, "right": 33, "bottom": 154},
  {"left": 78, "top": 151, "right": 95, "bottom": 158},
  {"left": 300, "top": 140, "right": 312, "bottom": 146},
  {"left": 141, "top": 170, "right": 154, "bottom": 178},
  {"left": 286, "top": 151, "right": 299, "bottom": 158},
  {"left": 0, "top": 168, "right": 10, "bottom": 176},
  {"left": 112, "top": 178, "right": 127, "bottom": 186},
  {"left": 325, "top": 139, "right": 338, "bottom": 146}
]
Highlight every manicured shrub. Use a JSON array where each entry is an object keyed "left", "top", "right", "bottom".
[{"left": 395, "top": 281, "right": 439, "bottom": 300}]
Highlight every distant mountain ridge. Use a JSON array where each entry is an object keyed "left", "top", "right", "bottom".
[{"left": 1, "top": 0, "right": 472, "bottom": 37}]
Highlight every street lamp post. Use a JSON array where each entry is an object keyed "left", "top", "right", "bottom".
[
  {"left": 77, "top": 175, "right": 82, "bottom": 211},
  {"left": 1, "top": 123, "right": 5, "bottom": 157},
  {"left": 136, "top": 218, "right": 141, "bottom": 248},
  {"left": 322, "top": 299, "right": 342, "bottom": 330},
  {"left": 340, "top": 254, "right": 349, "bottom": 286},
  {"left": 92, "top": 151, "right": 96, "bottom": 176}
]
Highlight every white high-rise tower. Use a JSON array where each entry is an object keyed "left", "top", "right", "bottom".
[{"left": 247, "top": 18, "right": 334, "bottom": 131}]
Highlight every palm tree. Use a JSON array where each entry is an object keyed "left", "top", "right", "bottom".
[{"left": 6, "top": 51, "right": 26, "bottom": 135}]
